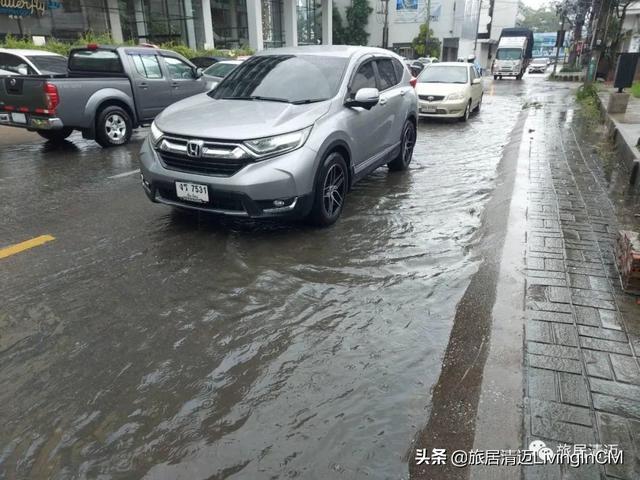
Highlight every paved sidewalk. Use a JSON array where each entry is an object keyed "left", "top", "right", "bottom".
[{"left": 523, "top": 100, "right": 640, "bottom": 479}]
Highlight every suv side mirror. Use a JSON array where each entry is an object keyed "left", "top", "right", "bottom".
[
  {"left": 346, "top": 87, "right": 380, "bottom": 110},
  {"left": 472, "top": 78, "right": 481, "bottom": 85},
  {"left": 195, "top": 67, "right": 204, "bottom": 78}
]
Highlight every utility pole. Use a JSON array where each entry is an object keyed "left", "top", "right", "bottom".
[
  {"left": 425, "top": 0, "right": 432, "bottom": 56},
  {"left": 474, "top": 0, "right": 483, "bottom": 53},
  {"left": 382, "top": 0, "right": 390, "bottom": 49},
  {"left": 586, "top": 0, "right": 611, "bottom": 84},
  {"left": 553, "top": 9, "right": 566, "bottom": 76}
]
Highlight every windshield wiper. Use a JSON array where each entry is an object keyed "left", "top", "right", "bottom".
[
  {"left": 220, "top": 95, "right": 291, "bottom": 103},
  {"left": 291, "top": 98, "right": 328, "bottom": 105}
]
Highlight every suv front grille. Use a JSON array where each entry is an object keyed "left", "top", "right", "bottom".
[{"left": 157, "top": 135, "right": 252, "bottom": 177}]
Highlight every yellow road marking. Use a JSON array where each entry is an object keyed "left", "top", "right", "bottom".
[{"left": 0, "top": 235, "right": 55, "bottom": 259}]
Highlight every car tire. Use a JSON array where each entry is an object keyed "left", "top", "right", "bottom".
[
  {"left": 96, "top": 105, "right": 132, "bottom": 148},
  {"left": 459, "top": 101, "right": 471, "bottom": 122},
  {"left": 493, "top": 75, "right": 498, "bottom": 80},
  {"left": 37, "top": 127, "right": 73, "bottom": 143},
  {"left": 308, "top": 151, "right": 348, "bottom": 227},
  {"left": 388, "top": 120, "right": 416, "bottom": 171}
]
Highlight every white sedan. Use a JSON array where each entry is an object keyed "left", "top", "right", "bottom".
[
  {"left": 0, "top": 49, "right": 67, "bottom": 76},
  {"left": 416, "top": 62, "right": 483, "bottom": 122}
]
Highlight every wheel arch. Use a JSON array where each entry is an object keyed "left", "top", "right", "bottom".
[{"left": 316, "top": 138, "right": 354, "bottom": 190}]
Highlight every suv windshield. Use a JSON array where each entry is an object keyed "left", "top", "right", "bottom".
[
  {"left": 26, "top": 55, "right": 68, "bottom": 74},
  {"left": 418, "top": 65, "right": 468, "bottom": 84},
  {"left": 496, "top": 48, "right": 522, "bottom": 60},
  {"left": 211, "top": 55, "right": 348, "bottom": 104}
]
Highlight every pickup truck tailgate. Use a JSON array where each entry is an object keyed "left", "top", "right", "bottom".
[{"left": 0, "top": 77, "right": 49, "bottom": 112}]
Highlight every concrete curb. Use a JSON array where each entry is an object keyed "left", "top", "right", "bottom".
[
  {"left": 595, "top": 91, "right": 640, "bottom": 184},
  {"left": 552, "top": 72, "right": 584, "bottom": 82}
]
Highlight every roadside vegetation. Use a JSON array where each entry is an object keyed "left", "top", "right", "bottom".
[
  {"left": 631, "top": 82, "right": 640, "bottom": 98},
  {"left": 0, "top": 32, "right": 253, "bottom": 59}
]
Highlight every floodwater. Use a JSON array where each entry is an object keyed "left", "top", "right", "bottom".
[{"left": 1, "top": 79, "right": 524, "bottom": 479}]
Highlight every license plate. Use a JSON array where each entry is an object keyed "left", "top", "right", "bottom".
[
  {"left": 11, "top": 112, "right": 26, "bottom": 124},
  {"left": 176, "top": 182, "right": 209, "bottom": 203},
  {"left": 421, "top": 106, "right": 437, "bottom": 113}
]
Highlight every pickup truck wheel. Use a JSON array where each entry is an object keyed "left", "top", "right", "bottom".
[
  {"left": 37, "top": 128, "right": 73, "bottom": 143},
  {"left": 96, "top": 106, "right": 132, "bottom": 148}
]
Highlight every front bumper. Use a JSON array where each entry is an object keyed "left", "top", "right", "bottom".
[
  {"left": 139, "top": 137, "right": 318, "bottom": 219},
  {"left": 418, "top": 98, "right": 467, "bottom": 118},
  {"left": 0, "top": 113, "right": 63, "bottom": 130}
]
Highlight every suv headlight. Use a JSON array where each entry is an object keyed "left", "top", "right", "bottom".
[
  {"left": 446, "top": 92, "right": 466, "bottom": 101},
  {"left": 244, "top": 126, "right": 312, "bottom": 158},
  {"left": 150, "top": 121, "right": 164, "bottom": 146}
]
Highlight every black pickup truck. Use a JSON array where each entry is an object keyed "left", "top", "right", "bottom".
[{"left": 0, "top": 45, "right": 211, "bottom": 147}]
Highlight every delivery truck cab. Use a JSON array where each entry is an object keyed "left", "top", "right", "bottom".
[{"left": 492, "top": 28, "right": 534, "bottom": 80}]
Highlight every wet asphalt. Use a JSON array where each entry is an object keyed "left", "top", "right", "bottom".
[{"left": 2, "top": 76, "right": 537, "bottom": 479}]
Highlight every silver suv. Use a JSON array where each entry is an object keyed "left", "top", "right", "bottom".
[{"left": 139, "top": 46, "right": 418, "bottom": 226}]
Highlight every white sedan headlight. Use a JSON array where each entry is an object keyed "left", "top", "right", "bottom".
[
  {"left": 446, "top": 92, "right": 466, "bottom": 101},
  {"left": 244, "top": 126, "right": 312, "bottom": 158},
  {"left": 150, "top": 121, "right": 164, "bottom": 146}
]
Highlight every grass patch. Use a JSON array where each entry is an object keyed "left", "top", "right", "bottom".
[
  {"left": 631, "top": 82, "right": 640, "bottom": 98},
  {"left": 0, "top": 32, "right": 253, "bottom": 59}
]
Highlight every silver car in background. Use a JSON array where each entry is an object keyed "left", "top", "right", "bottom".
[{"left": 140, "top": 46, "right": 418, "bottom": 226}]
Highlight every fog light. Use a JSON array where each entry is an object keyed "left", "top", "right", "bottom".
[{"left": 273, "top": 200, "right": 285, "bottom": 207}]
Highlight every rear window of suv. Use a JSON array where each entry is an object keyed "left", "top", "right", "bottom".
[
  {"left": 211, "top": 55, "right": 348, "bottom": 104},
  {"left": 68, "top": 49, "right": 123, "bottom": 73}
]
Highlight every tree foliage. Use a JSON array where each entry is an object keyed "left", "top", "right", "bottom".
[
  {"left": 332, "top": 2, "right": 347, "bottom": 44},
  {"left": 335, "top": 0, "right": 373, "bottom": 45},
  {"left": 412, "top": 24, "right": 441, "bottom": 58},
  {"left": 517, "top": 3, "right": 560, "bottom": 32}
]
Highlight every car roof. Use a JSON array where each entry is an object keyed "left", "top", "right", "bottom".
[
  {"left": 255, "top": 45, "right": 400, "bottom": 59},
  {"left": 214, "top": 60, "right": 243, "bottom": 65},
  {"left": 427, "top": 62, "right": 472, "bottom": 67},
  {"left": 0, "top": 48, "right": 65, "bottom": 57}
]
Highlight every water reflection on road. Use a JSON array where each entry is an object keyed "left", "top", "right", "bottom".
[{"left": 1, "top": 79, "right": 525, "bottom": 479}]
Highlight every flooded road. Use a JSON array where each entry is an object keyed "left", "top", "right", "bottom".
[{"left": 2, "top": 78, "right": 528, "bottom": 479}]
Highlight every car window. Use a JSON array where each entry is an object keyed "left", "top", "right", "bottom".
[
  {"left": 25, "top": 55, "right": 67, "bottom": 74},
  {"left": 130, "top": 54, "right": 162, "bottom": 79},
  {"left": 203, "top": 62, "right": 238, "bottom": 78},
  {"left": 469, "top": 67, "right": 476, "bottom": 80},
  {"left": 69, "top": 49, "right": 123, "bottom": 73},
  {"left": 0, "top": 53, "right": 33, "bottom": 74},
  {"left": 418, "top": 65, "right": 468, "bottom": 84},
  {"left": 377, "top": 58, "right": 398, "bottom": 90},
  {"left": 350, "top": 61, "right": 376, "bottom": 95},
  {"left": 164, "top": 57, "right": 196, "bottom": 79},
  {"left": 392, "top": 58, "right": 405, "bottom": 82}
]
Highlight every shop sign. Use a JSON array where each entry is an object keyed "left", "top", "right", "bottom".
[{"left": 0, "top": 0, "right": 62, "bottom": 17}]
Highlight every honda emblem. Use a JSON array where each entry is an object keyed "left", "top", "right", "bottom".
[
  {"left": 427, "top": 96, "right": 434, "bottom": 101},
  {"left": 187, "top": 139, "right": 204, "bottom": 158}
]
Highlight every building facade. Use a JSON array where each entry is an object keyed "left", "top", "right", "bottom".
[{"left": 0, "top": 0, "right": 333, "bottom": 51}]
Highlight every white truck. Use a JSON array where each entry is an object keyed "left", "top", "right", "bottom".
[{"left": 492, "top": 28, "right": 534, "bottom": 80}]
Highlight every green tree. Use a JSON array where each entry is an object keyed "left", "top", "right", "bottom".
[
  {"left": 411, "top": 24, "right": 441, "bottom": 58},
  {"left": 516, "top": 3, "right": 560, "bottom": 32},
  {"left": 343, "top": 0, "right": 373, "bottom": 45},
  {"left": 332, "top": 2, "right": 347, "bottom": 44}
]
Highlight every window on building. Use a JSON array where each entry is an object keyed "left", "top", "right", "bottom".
[
  {"left": 131, "top": 54, "right": 163, "bottom": 79},
  {"left": 164, "top": 57, "right": 196, "bottom": 79},
  {"left": 350, "top": 61, "right": 376, "bottom": 95},
  {"left": 376, "top": 58, "right": 398, "bottom": 90}
]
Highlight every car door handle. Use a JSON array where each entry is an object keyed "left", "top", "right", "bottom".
[
  {"left": 171, "top": 82, "right": 179, "bottom": 88},
  {"left": 379, "top": 97, "right": 388, "bottom": 105},
  {"left": 139, "top": 82, "right": 148, "bottom": 89}
]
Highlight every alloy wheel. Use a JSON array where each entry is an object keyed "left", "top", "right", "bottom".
[
  {"left": 105, "top": 114, "right": 127, "bottom": 142},
  {"left": 402, "top": 123, "right": 416, "bottom": 165},
  {"left": 322, "top": 163, "right": 346, "bottom": 217}
]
